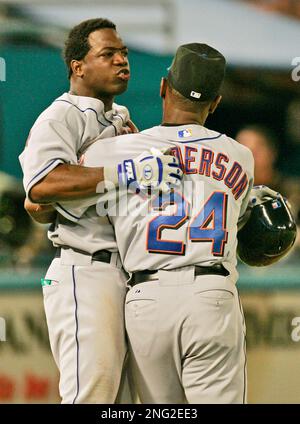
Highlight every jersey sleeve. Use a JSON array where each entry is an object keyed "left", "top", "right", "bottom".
[
  {"left": 54, "top": 197, "right": 99, "bottom": 223},
  {"left": 54, "top": 189, "right": 118, "bottom": 223},
  {"left": 51, "top": 140, "right": 117, "bottom": 222},
  {"left": 19, "top": 119, "right": 80, "bottom": 199},
  {"left": 50, "top": 133, "right": 147, "bottom": 223}
]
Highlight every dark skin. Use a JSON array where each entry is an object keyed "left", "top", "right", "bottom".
[
  {"left": 24, "top": 198, "right": 57, "bottom": 224},
  {"left": 26, "top": 28, "right": 136, "bottom": 223},
  {"left": 159, "top": 77, "right": 221, "bottom": 127},
  {"left": 69, "top": 28, "right": 130, "bottom": 111}
]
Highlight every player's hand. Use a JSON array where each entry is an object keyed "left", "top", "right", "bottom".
[
  {"left": 248, "top": 185, "right": 283, "bottom": 208},
  {"left": 113, "top": 104, "right": 130, "bottom": 123},
  {"left": 117, "top": 147, "right": 183, "bottom": 193},
  {"left": 120, "top": 120, "right": 139, "bottom": 135},
  {"left": 24, "top": 198, "right": 57, "bottom": 224}
]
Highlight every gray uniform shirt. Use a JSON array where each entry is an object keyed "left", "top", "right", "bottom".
[
  {"left": 60, "top": 124, "right": 254, "bottom": 280},
  {"left": 19, "top": 92, "right": 130, "bottom": 253}
]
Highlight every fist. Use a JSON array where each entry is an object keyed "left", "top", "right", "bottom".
[
  {"left": 118, "top": 148, "right": 183, "bottom": 193},
  {"left": 120, "top": 120, "right": 139, "bottom": 135}
]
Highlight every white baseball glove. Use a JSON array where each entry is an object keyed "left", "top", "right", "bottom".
[{"left": 105, "top": 147, "right": 183, "bottom": 193}]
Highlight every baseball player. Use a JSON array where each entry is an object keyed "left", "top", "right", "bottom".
[
  {"left": 19, "top": 18, "right": 182, "bottom": 404},
  {"left": 60, "top": 43, "right": 256, "bottom": 404}
]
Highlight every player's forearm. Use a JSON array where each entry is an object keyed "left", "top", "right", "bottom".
[
  {"left": 29, "top": 164, "right": 104, "bottom": 203},
  {"left": 25, "top": 198, "right": 57, "bottom": 224}
]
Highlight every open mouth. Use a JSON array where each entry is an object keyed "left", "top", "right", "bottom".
[{"left": 117, "top": 69, "right": 130, "bottom": 80}]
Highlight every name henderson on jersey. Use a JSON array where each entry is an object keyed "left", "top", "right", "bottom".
[{"left": 170, "top": 144, "right": 249, "bottom": 200}]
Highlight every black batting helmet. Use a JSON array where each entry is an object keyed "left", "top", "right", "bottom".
[{"left": 237, "top": 197, "right": 297, "bottom": 266}]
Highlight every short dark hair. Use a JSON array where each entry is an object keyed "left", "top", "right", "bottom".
[{"left": 63, "top": 18, "right": 116, "bottom": 78}]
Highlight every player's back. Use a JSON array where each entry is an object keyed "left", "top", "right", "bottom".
[{"left": 84, "top": 124, "right": 254, "bottom": 281}]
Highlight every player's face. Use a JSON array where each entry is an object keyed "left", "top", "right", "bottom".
[
  {"left": 237, "top": 129, "right": 277, "bottom": 184},
  {"left": 81, "top": 28, "right": 130, "bottom": 97},
  {"left": 237, "top": 130, "right": 276, "bottom": 167}
]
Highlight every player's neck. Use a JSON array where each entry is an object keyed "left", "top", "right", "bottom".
[
  {"left": 162, "top": 108, "right": 207, "bottom": 127},
  {"left": 69, "top": 83, "right": 114, "bottom": 111}
]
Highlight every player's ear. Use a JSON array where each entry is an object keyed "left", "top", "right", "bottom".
[
  {"left": 160, "top": 77, "right": 167, "bottom": 99},
  {"left": 209, "top": 95, "right": 222, "bottom": 114},
  {"left": 70, "top": 59, "right": 84, "bottom": 78}
]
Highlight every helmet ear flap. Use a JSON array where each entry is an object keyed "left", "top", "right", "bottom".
[{"left": 237, "top": 197, "right": 297, "bottom": 266}]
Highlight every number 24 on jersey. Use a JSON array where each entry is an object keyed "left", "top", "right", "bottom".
[{"left": 147, "top": 191, "right": 228, "bottom": 256}]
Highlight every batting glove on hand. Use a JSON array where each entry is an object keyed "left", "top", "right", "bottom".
[
  {"left": 105, "top": 148, "right": 183, "bottom": 193},
  {"left": 249, "top": 185, "right": 283, "bottom": 207}
]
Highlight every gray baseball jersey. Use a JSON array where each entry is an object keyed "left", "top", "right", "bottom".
[
  {"left": 49, "top": 123, "right": 254, "bottom": 403},
  {"left": 19, "top": 92, "right": 130, "bottom": 254},
  {"left": 19, "top": 92, "right": 133, "bottom": 404},
  {"left": 82, "top": 124, "right": 254, "bottom": 404},
  {"left": 62, "top": 124, "right": 254, "bottom": 282}
]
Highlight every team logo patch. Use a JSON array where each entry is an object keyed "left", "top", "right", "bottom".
[
  {"left": 272, "top": 200, "right": 281, "bottom": 209},
  {"left": 178, "top": 128, "right": 192, "bottom": 138},
  {"left": 190, "top": 90, "right": 201, "bottom": 99},
  {"left": 143, "top": 164, "right": 153, "bottom": 180}
]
